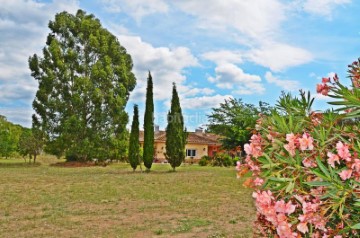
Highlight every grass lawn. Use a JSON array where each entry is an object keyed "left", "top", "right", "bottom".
[{"left": 0, "top": 156, "right": 255, "bottom": 238}]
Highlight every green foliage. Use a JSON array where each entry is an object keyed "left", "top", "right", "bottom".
[
  {"left": 212, "top": 153, "right": 232, "bottom": 167},
  {"left": 29, "top": 10, "right": 136, "bottom": 161},
  {"left": 18, "top": 127, "right": 44, "bottom": 163},
  {"left": 128, "top": 105, "right": 140, "bottom": 171},
  {"left": 0, "top": 115, "right": 24, "bottom": 158},
  {"left": 143, "top": 72, "right": 154, "bottom": 170},
  {"left": 241, "top": 68, "right": 360, "bottom": 237},
  {"left": 207, "top": 98, "right": 263, "bottom": 150},
  {"left": 165, "top": 83, "right": 187, "bottom": 171},
  {"left": 199, "top": 156, "right": 211, "bottom": 166}
]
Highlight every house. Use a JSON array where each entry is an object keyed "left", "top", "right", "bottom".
[{"left": 139, "top": 127, "right": 222, "bottom": 162}]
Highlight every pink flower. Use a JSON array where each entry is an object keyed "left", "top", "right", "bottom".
[
  {"left": 327, "top": 152, "right": 340, "bottom": 168},
  {"left": 338, "top": 169, "right": 353, "bottom": 180},
  {"left": 235, "top": 161, "right": 241, "bottom": 171},
  {"left": 253, "top": 177, "right": 264, "bottom": 186},
  {"left": 297, "top": 222, "right": 309, "bottom": 234},
  {"left": 275, "top": 200, "right": 296, "bottom": 214},
  {"left": 336, "top": 141, "right": 351, "bottom": 161},
  {"left": 299, "top": 133, "right": 314, "bottom": 151},
  {"left": 322, "top": 77, "right": 330, "bottom": 83},
  {"left": 334, "top": 236, "right": 342, "bottom": 238},
  {"left": 284, "top": 142, "right": 296, "bottom": 156},
  {"left": 302, "top": 157, "right": 317, "bottom": 168},
  {"left": 351, "top": 159, "right": 360, "bottom": 172},
  {"left": 316, "top": 83, "right": 330, "bottom": 96},
  {"left": 244, "top": 143, "right": 252, "bottom": 155}
]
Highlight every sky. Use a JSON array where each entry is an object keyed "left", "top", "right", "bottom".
[{"left": 1, "top": 0, "right": 359, "bottom": 131}]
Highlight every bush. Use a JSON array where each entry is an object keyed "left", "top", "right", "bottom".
[
  {"left": 212, "top": 153, "right": 232, "bottom": 167},
  {"left": 237, "top": 60, "right": 360, "bottom": 238},
  {"left": 199, "top": 157, "right": 208, "bottom": 166}
]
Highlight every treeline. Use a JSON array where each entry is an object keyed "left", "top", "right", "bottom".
[{"left": 0, "top": 115, "right": 42, "bottom": 161}]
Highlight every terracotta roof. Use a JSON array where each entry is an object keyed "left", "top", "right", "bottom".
[{"left": 139, "top": 130, "right": 221, "bottom": 145}]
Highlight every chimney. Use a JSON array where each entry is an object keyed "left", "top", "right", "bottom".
[
  {"left": 195, "top": 128, "right": 203, "bottom": 134},
  {"left": 154, "top": 125, "right": 160, "bottom": 132}
]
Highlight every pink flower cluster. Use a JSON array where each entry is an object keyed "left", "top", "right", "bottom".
[
  {"left": 316, "top": 74, "right": 338, "bottom": 96},
  {"left": 244, "top": 134, "right": 263, "bottom": 158},
  {"left": 284, "top": 132, "right": 314, "bottom": 157},
  {"left": 295, "top": 195, "right": 327, "bottom": 235},
  {"left": 349, "top": 60, "right": 360, "bottom": 88},
  {"left": 253, "top": 190, "right": 297, "bottom": 238},
  {"left": 327, "top": 141, "right": 360, "bottom": 181}
]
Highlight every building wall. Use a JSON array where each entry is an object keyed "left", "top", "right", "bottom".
[
  {"left": 154, "top": 142, "right": 166, "bottom": 160},
  {"left": 141, "top": 141, "right": 210, "bottom": 162},
  {"left": 185, "top": 143, "right": 208, "bottom": 160}
]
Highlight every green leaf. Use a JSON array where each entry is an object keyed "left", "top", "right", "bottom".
[
  {"left": 285, "top": 182, "right": 294, "bottom": 194},
  {"left": 351, "top": 223, "right": 360, "bottom": 229},
  {"left": 268, "top": 177, "right": 293, "bottom": 182},
  {"left": 316, "top": 157, "right": 331, "bottom": 179},
  {"left": 304, "top": 181, "right": 332, "bottom": 186}
]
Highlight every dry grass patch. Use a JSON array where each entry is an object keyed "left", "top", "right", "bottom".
[{"left": 0, "top": 157, "right": 255, "bottom": 237}]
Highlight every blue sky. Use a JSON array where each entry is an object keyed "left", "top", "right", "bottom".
[{"left": 0, "top": 0, "right": 359, "bottom": 130}]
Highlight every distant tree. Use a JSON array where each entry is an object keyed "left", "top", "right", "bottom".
[
  {"left": 207, "top": 98, "right": 260, "bottom": 151},
  {"left": 128, "top": 105, "right": 140, "bottom": 171},
  {"left": 18, "top": 127, "right": 44, "bottom": 163},
  {"left": 28, "top": 10, "right": 136, "bottom": 161},
  {"left": 0, "top": 115, "right": 23, "bottom": 159},
  {"left": 143, "top": 72, "right": 154, "bottom": 171},
  {"left": 165, "top": 83, "right": 187, "bottom": 171}
]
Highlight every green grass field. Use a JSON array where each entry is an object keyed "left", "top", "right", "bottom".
[{"left": 0, "top": 157, "right": 255, "bottom": 238}]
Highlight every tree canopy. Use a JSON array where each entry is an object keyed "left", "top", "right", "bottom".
[
  {"left": 128, "top": 105, "right": 140, "bottom": 171},
  {"left": 29, "top": 10, "right": 136, "bottom": 161},
  {"left": 143, "top": 72, "right": 154, "bottom": 170},
  {"left": 207, "top": 98, "right": 264, "bottom": 150},
  {"left": 0, "top": 115, "right": 24, "bottom": 159},
  {"left": 165, "top": 83, "right": 187, "bottom": 171}
]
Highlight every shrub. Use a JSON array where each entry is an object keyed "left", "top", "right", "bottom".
[
  {"left": 212, "top": 153, "right": 232, "bottom": 167},
  {"left": 199, "top": 157, "right": 208, "bottom": 166},
  {"left": 237, "top": 60, "right": 360, "bottom": 238}
]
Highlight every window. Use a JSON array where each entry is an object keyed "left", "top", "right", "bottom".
[{"left": 186, "top": 149, "right": 196, "bottom": 157}]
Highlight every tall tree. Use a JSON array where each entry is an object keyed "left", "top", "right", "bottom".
[
  {"left": 29, "top": 10, "right": 136, "bottom": 161},
  {"left": 128, "top": 105, "right": 140, "bottom": 171},
  {"left": 143, "top": 72, "right": 154, "bottom": 171},
  {"left": 207, "top": 98, "right": 262, "bottom": 151},
  {"left": 165, "top": 83, "right": 187, "bottom": 171}
]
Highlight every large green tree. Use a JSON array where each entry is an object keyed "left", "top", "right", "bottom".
[
  {"left": 29, "top": 10, "right": 136, "bottom": 161},
  {"left": 128, "top": 105, "right": 140, "bottom": 171},
  {"left": 143, "top": 72, "right": 154, "bottom": 171},
  {"left": 207, "top": 98, "right": 264, "bottom": 151},
  {"left": 165, "top": 83, "right": 187, "bottom": 171}
]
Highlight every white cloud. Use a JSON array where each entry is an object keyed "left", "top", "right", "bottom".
[
  {"left": 208, "top": 63, "right": 264, "bottom": 95},
  {"left": 202, "top": 50, "right": 243, "bottom": 65},
  {"left": 101, "top": 0, "right": 168, "bottom": 22},
  {"left": 246, "top": 42, "right": 313, "bottom": 72},
  {"left": 265, "top": 71, "right": 300, "bottom": 91},
  {"left": 114, "top": 34, "right": 199, "bottom": 102},
  {"left": 178, "top": 94, "right": 232, "bottom": 110},
  {"left": 0, "top": 0, "right": 80, "bottom": 126},
  {"left": 0, "top": 107, "right": 33, "bottom": 127},
  {"left": 173, "top": 0, "right": 285, "bottom": 40},
  {"left": 302, "top": 0, "right": 351, "bottom": 18}
]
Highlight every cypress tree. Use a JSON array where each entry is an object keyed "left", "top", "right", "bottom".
[
  {"left": 128, "top": 105, "right": 140, "bottom": 171},
  {"left": 165, "top": 83, "right": 187, "bottom": 171},
  {"left": 143, "top": 72, "right": 154, "bottom": 171}
]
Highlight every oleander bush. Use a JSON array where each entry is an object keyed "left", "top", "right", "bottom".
[{"left": 237, "top": 59, "right": 360, "bottom": 237}]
